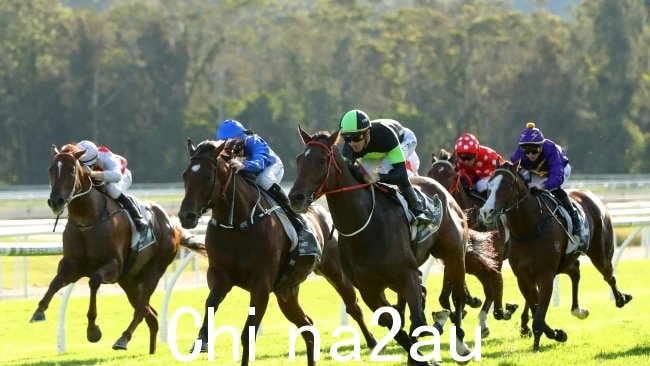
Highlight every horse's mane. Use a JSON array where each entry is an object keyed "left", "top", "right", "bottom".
[
  {"left": 60, "top": 143, "right": 82, "bottom": 154},
  {"left": 312, "top": 131, "right": 333, "bottom": 141},
  {"left": 194, "top": 140, "right": 224, "bottom": 155}
]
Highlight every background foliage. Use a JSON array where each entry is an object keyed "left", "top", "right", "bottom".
[{"left": 1, "top": 0, "right": 648, "bottom": 184}]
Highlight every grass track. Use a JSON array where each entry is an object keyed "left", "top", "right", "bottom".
[{"left": 0, "top": 258, "right": 648, "bottom": 365}]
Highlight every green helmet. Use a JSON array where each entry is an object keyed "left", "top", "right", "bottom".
[{"left": 340, "top": 109, "right": 371, "bottom": 134}]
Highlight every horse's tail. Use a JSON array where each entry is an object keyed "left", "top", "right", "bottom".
[
  {"left": 169, "top": 215, "right": 207, "bottom": 257},
  {"left": 467, "top": 229, "right": 500, "bottom": 271}
]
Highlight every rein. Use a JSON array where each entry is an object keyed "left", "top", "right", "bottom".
[
  {"left": 52, "top": 160, "right": 95, "bottom": 232},
  {"left": 494, "top": 168, "right": 531, "bottom": 216},
  {"left": 305, "top": 140, "right": 378, "bottom": 236}
]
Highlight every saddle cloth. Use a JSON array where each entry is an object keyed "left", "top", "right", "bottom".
[
  {"left": 124, "top": 195, "right": 156, "bottom": 251},
  {"left": 259, "top": 190, "right": 322, "bottom": 259},
  {"left": 381, "top": 185, "right": 443, "bottom": 243}
]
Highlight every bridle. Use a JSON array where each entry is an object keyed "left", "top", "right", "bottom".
[
  {"left": 492, "top": 168, "right": 531, "bottom": 216},
  {"left": 431, "top": 159, "right": 460, "bottom": 195},
  {"left": 304, "top": 140, "right": 377, "bottom": 237}
]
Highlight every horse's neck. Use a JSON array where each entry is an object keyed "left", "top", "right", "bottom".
[
  {"left": 212, "top": 171, "right": 260, "bottom": 221},
  {"left": 504, "top": 191, "right": 542, "bottom": 236},
  {"left": 67, "top": 187, "right": 106, "bottom": 224},
  {"left": 325, "top": 150, "right": 375, "bottom": 225}
]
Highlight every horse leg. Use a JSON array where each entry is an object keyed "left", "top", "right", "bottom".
[
  {"left": 318, "top": 275, "right": 378, "bottom": 348},
  {"left": 532, "top": 274, "right": 568, "bottom": 351},
  {"left": 113, "top": 265, "right": 166, "bottom": 353},
  {"left": 358, "top": 290, "right": 434, "bottom": 366},
  {"left": 564, "top": 261, "right": 589, "bottom": 319},
  {"left": 275, "top": 288, "right": 317, "bottom": 366},
  {"left": 195, "top": 267, "right": 234, "bottom": 353},
  {"left": 444, "top": 260, "right": 469, "bottom": 356},
  {"left": 86, "top": 261, "right": 120, "bottom": 343},
  {"left": 30, "top": 258, "right": 81, "bottom": 322},
  {"left": 240, "top": 284, "right": 271, "bottom": 366},
  {"left": 516, "top": 277, "right": 535, "bottom": 338},
  {"left": 589, "top": 250, "right": 633, "bottom": 308}
]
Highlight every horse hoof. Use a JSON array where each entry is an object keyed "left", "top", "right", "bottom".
[
  {"left": 481, "top": 326, "right": 490, "bottom": 338},
  {"left": 554, "top": 329, "right": 567, "bottom": 343},
  {"left": 190, "top": 339, "right": 209, "bottom": 353},
  {"left": 505, "top": 303, "right": 519, "bottom": 314},
  {"left": 468, "top": 297, "right": 482, "bottom": 308},
  {"left": 520, "top": 328, "right": 532, "bottom": 338},
  {"left": 571, "top": 307, "right": 589, "bottom": 319},
  {"left": 112, "top": 337, "right": 128, "bottom": 350},
  {"left": 87, "top": 327, "right": 102, "bottom": 343},
  {"left": 616, "top": 294, "right": 633, "bottom": 308},
  {"left": 30, "top": 311, "right": 45, "bottom": 323}
]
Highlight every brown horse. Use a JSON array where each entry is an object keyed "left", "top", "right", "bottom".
[
  {"left": 288, "top": 128, "right": 470, "bottom": 365},
  {"left": 177, "top": 139, "right": 376, "bottom": 366},
  {"left": 427, "top": 149, "right": 518, "bottom": 337},
  {"left": 479, "top": 161, "right": 632, "bottom": 350},
  {"left": 31, "top": 143, "right": 206, "bottom": 354}
]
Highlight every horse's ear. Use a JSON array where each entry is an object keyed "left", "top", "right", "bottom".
[
  {"left": 51, "top": 144, "right": 59, "bottom": 156},
  {"left": 73, "top": 150, "right": 85, "bottom": 160},
  {"left": 328, "top": 128, "right": 340, "bottom": 146},
  {"left": 298, "top": 125, "right": 312, "bottom": 144},
  {"left": 431, "top": 152, "right": 438, "bottom": 163},
  {"left": 187, "top": 138, "right": 196, "bottom": 156}
]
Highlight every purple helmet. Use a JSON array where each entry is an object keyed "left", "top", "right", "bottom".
[{"left": 518, "top": 122, "right": 545, "bottom": 145}]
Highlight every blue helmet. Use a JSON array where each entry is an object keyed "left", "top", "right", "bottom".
[
  {"left": 216, "top": 119, "right": 245, "bottom": 140},
  {"left": 518, "top": 122, "right": 545, "bottom": 145}
]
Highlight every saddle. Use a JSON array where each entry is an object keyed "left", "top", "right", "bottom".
[
  {"left": 375, "top": 183, "right": 443, "bottom": 243},
  {"left": 535, "top": 191, "right": 590, "bottom": 254}
]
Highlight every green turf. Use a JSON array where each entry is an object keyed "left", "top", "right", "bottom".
[{"left": 0, "top": 258, "right": 648, "bottom": 365}]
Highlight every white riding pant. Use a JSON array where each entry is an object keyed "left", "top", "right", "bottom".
[
  {"left": 475, "top": 177, "right": 489, "bottom": 193},
  {"left": 105, "top": 169, "right": 132, "bottom": 199},
  {"left": 359, "top": 127, "right": 421, "bottom": 178},
  {"left": 255, "top": 159, "right": 284, "bottom": 191}
]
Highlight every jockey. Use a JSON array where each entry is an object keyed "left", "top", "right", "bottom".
[
  {"left": 215, "top": 119, "right": 305, "bottom": 234},
  {"left": 339, "top": 109, "right": 432, "bottom": 226},
  {"left": 76, "top": 140, "right": 147, "bottom": 234},
  {"left": 454, "top": 133, "right": 505, "bottom": 195},
  {"left": 510, "top": 122, "right": 580, "bottom": 236}
]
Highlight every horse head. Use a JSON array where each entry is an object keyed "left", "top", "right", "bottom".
[
  {"left": 288, "top": 126, "right": 343, "bottom": 213},
  {"left": 47, "top": 144, "right": 91, "bottom": 215},
  {"left": 480, "top": 160, "right": 528, "bottom": 225},
  {"left": 427, "top": 148, "right": 458, "bottom": 192},
  {"left": 178, "top": 138, "right": 228, "bottom": 228}
]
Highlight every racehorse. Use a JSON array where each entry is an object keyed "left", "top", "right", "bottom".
[
  {"left": 479, "top": 161, "right": 632, "bottom": 350},
  {"left": 427, "top": 149, "right": 518, "bottom": 337},
  {"left": 288, "top": 128, "right": 470, "bottom": 365},
  {"left": 31, "top": 143, "right": 206, "bottom": 354},
  {"left": 177, "top": 139, "right": 376, "bottom": 366}
]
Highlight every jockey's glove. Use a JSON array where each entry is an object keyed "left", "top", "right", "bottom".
[
  {"left": 228, "top": 160, "right": 245, "bottom": 173},
  {"left": 83, "top": 165, "right": 104, "bottom": 180},
  {"left": 527, "top": 181, "right": 545, "bottom": 190}
]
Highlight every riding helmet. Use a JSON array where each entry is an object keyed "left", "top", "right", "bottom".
[
  {"left": 455, "top": 133, "right": 480, "bottom": 155},
  {"left": 216, "top": 119, "right": 246, "bottom": 140},
  {"left": 340, "top": 109, "right": 371, "bottom": 134},
  {"left": 518, "top": 122, "right": 545, "bottom": 145},
  {"left": 77, "top": 140, "right": 99, "bottom": 166}
]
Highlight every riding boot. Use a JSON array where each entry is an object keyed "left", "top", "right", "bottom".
[
  {"left": 555, "top": 189, "right": 580, "bottom": 236},
  {"left": 268, "top": 183, "right": 304, "bottom": 233},
  {"left": 117, "top": 193, "right": 147, "bottom": 233},
  {"left": 403, "top": 185, "right": 433, "bottom": 226}
]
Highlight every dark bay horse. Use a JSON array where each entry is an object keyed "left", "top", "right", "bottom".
[
  {"left": 427, "top": 149, "right": 518, "bottom": 337},
  {"left": 177, "top": 139, "right": 376, "bottom": 366},
  {"left": 288, "top": 128, "right": 470, "bottom": 365},
  {"left": 31, "top": 144, "right": 206, "bottom": 354},
  {"left": 479, "top": 161, "right": 632, "bottom": 350}
]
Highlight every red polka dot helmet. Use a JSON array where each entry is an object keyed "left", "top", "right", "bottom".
[{"left": 455, "top": 133, "right": 480, "bottom": 155}]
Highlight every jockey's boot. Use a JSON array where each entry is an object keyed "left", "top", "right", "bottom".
[
  {"left": 117, "top": 193, "right": 147, "bottom": 233},
  {"left": 403, "top": 185, "right": 433, "bottom": 226},
  {"left": 268, "top": 183, "right": 304, "bottom": 233}
]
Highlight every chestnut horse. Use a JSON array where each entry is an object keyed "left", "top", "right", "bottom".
[
  {"left": 177, "top": 139, "right": 376, "bottom": 366},
  {"left": 480, "top": 161, "right": 632, "bottom": 350},
  {"left": 31, "top": 144, "right": 206, "bottom": 354},
  {"left": 427, "top": 149, "right": 518, "bottom": 337},
  {"left": 288, "top": 129, "right": 470, "bottom": 365}
]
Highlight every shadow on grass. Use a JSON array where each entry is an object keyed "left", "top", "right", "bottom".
[{"left": 595, "top": 344, "right": 650, "bottom": 360}]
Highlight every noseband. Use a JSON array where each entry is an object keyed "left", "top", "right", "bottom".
[{"left": 493, "top": 168, "right": 530, "bottom": 216}]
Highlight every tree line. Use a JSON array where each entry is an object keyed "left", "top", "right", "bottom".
[{"left": 1, "top": 0, "right": 648, "bottom": 184}]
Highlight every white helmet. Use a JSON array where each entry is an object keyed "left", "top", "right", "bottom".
[{"left": 77, "top": 140, "right": 98, "bottom": 166}]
